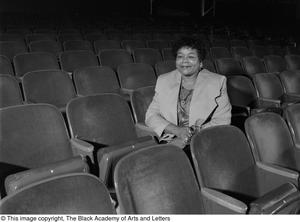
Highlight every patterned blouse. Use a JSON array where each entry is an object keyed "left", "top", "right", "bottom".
[{"left": 177, "top": 84, "right": 194, "bottom": 127}]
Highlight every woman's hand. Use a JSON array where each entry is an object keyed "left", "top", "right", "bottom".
[{"left": 164, "top": 124, "right": 191, "bottom": 140}]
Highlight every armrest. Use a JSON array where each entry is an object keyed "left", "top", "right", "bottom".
[
  {"left": 256, "top": 162, "right": 299, "bottom": 193},
  {"left": 201, "top": 188, "right": 247, "bottom": 214},
  {"left": 257, "top": 98, "right": 281, "bottom": 108},
  {"left": 97, "top": 137, "right": 157, "bottom": 189},
  {"left": 249, "top": 182, "right": 300, "bottom": 214},
  {"left": 282, "top": 93, "right": 300, "bottom": 103},
  {"left": 70, "top": 138, "right": 94, "bottom": 164},
  {"left": 135, "top": 122, "right": 158, "bottom": 137},
  {"left": 5, "top": 156, "right": 89, "bottom": 195},
  {"left": 231, "top": 105, "right": 250, "bottom": 116}
]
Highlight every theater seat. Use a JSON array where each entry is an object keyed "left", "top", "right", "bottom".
[
  {"left": 264, "top": 55, "right": 287, "bottom": 73},
  {"left": 245, "top": 112, "right": 300, "bottom": 172},
  {"left": 279, "top": 70, "right": 300, "bottom": 95},
  {"left": 114, "top": 145, "right": 204, "bottom": 214},
  {"left": 0, "top": 173, "right": 115, "bottom": 214},
  {"left": 0, "top": 55, "right": 14, "bottom": 75},
  {"left": 13, "top": 52, "right": 60, "bottom": 78},
  {"left": 73, "top": 66, "right": 121, "bottom": 96},
  {"left": 66, "top": 94, "right": 157, "bottom": 190},
  {"left": 0, "top": 75, "right": 23, "bottom": 108},
  {"left": 284, "top": 104, "right": 300, "bottom": 149},
  {"left": 191, "top": 125, "right": 300, "bottom": 214},
  {"left": 0, "top": 104, "right": 93, "bottom": 197},
  {"left": 22, "top": 70, "right": 77, "bottom": 112},
  {"left": 133, "top": 48, "right": 163, "bottom": 67},
  {"left": 154, "top": 60, "right": 176, "bottom": 76},
  {"left": 285, "top": 55, "right": 300, "bottom": 71},
  {"left": 253, "top": 73, "right": 300, "bottom": 107},
  {"left": 214, "top": 58, "right": 245, "bottom": 76},
  {"left": 241, "top": 56, "right": 267, "bottom": 77}
]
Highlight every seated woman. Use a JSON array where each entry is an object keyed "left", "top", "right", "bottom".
[{"left": 145, "top": 37, "right": 232, "bottom": 150}]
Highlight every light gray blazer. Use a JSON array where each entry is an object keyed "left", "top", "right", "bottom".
[{"left": 145, "top": 68, "right": 232, "bottom": 136}]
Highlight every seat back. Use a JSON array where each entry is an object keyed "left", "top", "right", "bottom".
[
  {"left": 131, "top": 86, "right": 155, "bottom": 123},
  {"left": 63, "top": 40, "right": 93, "bottom": 51},
  {"left": 133, "top": 48, "right": 163, "bottom": 67},
  {"left": 66, "top": 94, "right": 138, "bottom": 146},
  {"left": 279, "top": 70, "right": 300, "bottom": 94},
  {"left": 0, "top": 41, "right": 28, "bottom": 61},
  {"left": 25, "top": 33, "right": 56, "bottom": 44},
  {"left": 253, "top": 73, "right": 284, "bottom": 100},
  {"left": 13, "top": 52, "right": 60, "bottom": 77},
  {"left": 242, "top": 56, "right": 267, "bottom": 76},
  {"left": 0, "top": 75, "right": 23, "bottom": 108},
  {"left": 230, "top": 39, "right": 247, "bottom": 47},
  {"left": 0, "top": 173, "right": 115, "bottom": 214},
  {"left": 284, "top": 104, "right": 300, "bottom": 148},
  {"left": 29, "top": 40, "right": 62, "bottom": 56},
  {"left": 285, "top": 55, "right": 300, "bottom": 71},
  {"left": 210, "top": 47, "right": 232, "bottom": 60},
  {"left": 154, "top": 60, "right": 176, "bottom": 76},
  {"left": 59, "top": 50, "right": 99, "bottom": 73},
  {"left": 85, "top": 32, "right": 107, "bottom": 43},
  {"left": 227, "top": 75, "right": 257, "bottom": 107},
  {"left": 117, "top": 63, "right": 156, "bottom": 90},
  {"left": 146, "top": 40, "right": 170, "bottom": 50},
  {"left": 264, "top": 55, "right": 287, "bottom": 73},
  {"left": 245, "top": 113, "right": 298, "bottom": 170},
  {"left": 191, "top": 125, "right": 258, "bottom": 197},
  {"left": 0, "top": 55, "right": 14, "bottom": 75},
  {"left": 121, "top": 40, "right": 145, "bottom": 54},
  {"left": 99, "top": 49, "right": 133, "bottom": 71},
  {"left": 94, "top": 40, "right": 121, "bottom": 54},
  {"left": 161, "top": 48, "right": 175, "bottom": 61},
  {"left": 203, "top": 59, "right": 216, "bottom": 73},
  {"left": 0, "top": 104, "right": 72, "bottom": 168},
  {"left": 58, "top": 33, "right": 83, "bottom": 43},
  {"left": 73, "top": 66, "right": 120, "bottom": 96},
  {"left": 22, "top": 70, "right": 76, "bottom": 109},
  {"left": 250, "top": 45, "right": 269, "bottom": 59},
  {"left": 231, "top": 46, "right": 253, "bottom": 61},
  {"left": 214, "top": 58, "right": 244, "bottom": 76},
  {"left": 114, "top": 145, "right": 204, "bottom": 214}
]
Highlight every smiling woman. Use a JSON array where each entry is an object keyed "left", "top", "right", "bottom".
[{"left": 145, "top": 37, "right": 232, "bottom": 155}]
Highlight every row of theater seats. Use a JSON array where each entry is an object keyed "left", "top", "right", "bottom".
[
  {"left": 0, "top": 38, "right": 176, "bottom": 59},
  {"left": 1, "top": 96, "right": 300, "bottom": 214}
]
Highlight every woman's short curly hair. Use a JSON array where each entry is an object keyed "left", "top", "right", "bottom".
[{"left": 172, "top": 37, "right": 206, "bottom": 61}]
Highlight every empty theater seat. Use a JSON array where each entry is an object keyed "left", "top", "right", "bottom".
[
  {"left": 22, "top": 70, "right": 77, "bottom": 111},
  {"left": 13, "top": 52, "right": 60, "bottom": 77},
  {"left": 279, "top": 70, "right": 300, "bottom": 95},
  {"left": 29, "top": 40, "right": 62, "bottom": 56},
  {"left": 114, "top": 145, "right": 204, "bottom": 214},
  {"left": 245, "top": 112, "right": 300, "bottom": 172},
  {"left": 59, "top": 50, "right": 99, "bottom": 74},
  {"left": 241, "top": 56, "right": 267, "bottom": 76},
  {"left": 264, "top": 55, "right": 287, "bottom": 73},
  {"left": 0, "top": 173, "right": 115, "bottom": 214},
  {"left": 121, "top": 40, "right": 146, "bottom": 54},
  {"left": 285, "top": 55, "right": 300, "bottom": 71},
  {"left": 98, "top": 49, "right": 133, "bottom": 71},
  {"left": 117, "top": 63, "right": 156, "bottom": 94},
  {"left": 94, "top": 40, "right": 121, "bottom": 54},
  {"left": 73, "top": 66, "right": 120, "bottom": 96},
  {"left": 63, "top": 40, "right": 93, "bottom": 52},
  {"left": 0, "top": 55, "right": 14, "bottom": 75},
  {"left": 253, "top": 73, "right": 300, "bottom": 107},
  {"left": 191, "top": 125, "right": 300, "bottom": 214},
  {"left": 133, "top": 48, "right": 163, "bottom": 67},
  {"left": 0, "top": 104, "right": 93, "bottom": 197},
  {"left": 154, "top": 60, "right": 176, "bottom": 76},
  {"left": 0, "top": 75, "right": 23, "bottom": 108},
  {"left": 214, "top": 58, "right": 245, "bottom": 76},
  {"left": 210, "top": 47, "right": 232, "bottom": 60},
  {"left": 0, "top": 41, "right": 28, "bottom": 61},
  {"left": 66, "top": 94, "right": 157, "bottom": 190},
  {"left": 231, "top": 46, "right": 253, "bottom": 61},
  {"left": 284, "top": 104, "right": 300, "bottom": 149}
]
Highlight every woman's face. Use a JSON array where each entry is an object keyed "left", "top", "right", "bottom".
[{"left": 176, "top": 47, "right": 201, "bottom": 78}]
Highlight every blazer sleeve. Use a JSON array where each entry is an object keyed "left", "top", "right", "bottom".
[
  {"left": 145, "top": 77, "right": 172, "bottom": 137},
  {"left": 201, "top": 76, "right": 232, "bottom": 129}
]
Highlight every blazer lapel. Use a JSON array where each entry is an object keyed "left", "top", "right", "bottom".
[
  {"left": 166, "top": 71, "right": 181, "bottom": 125},
  {"left": 189, "top": 70, "right": 219, "bottom": 126}
]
